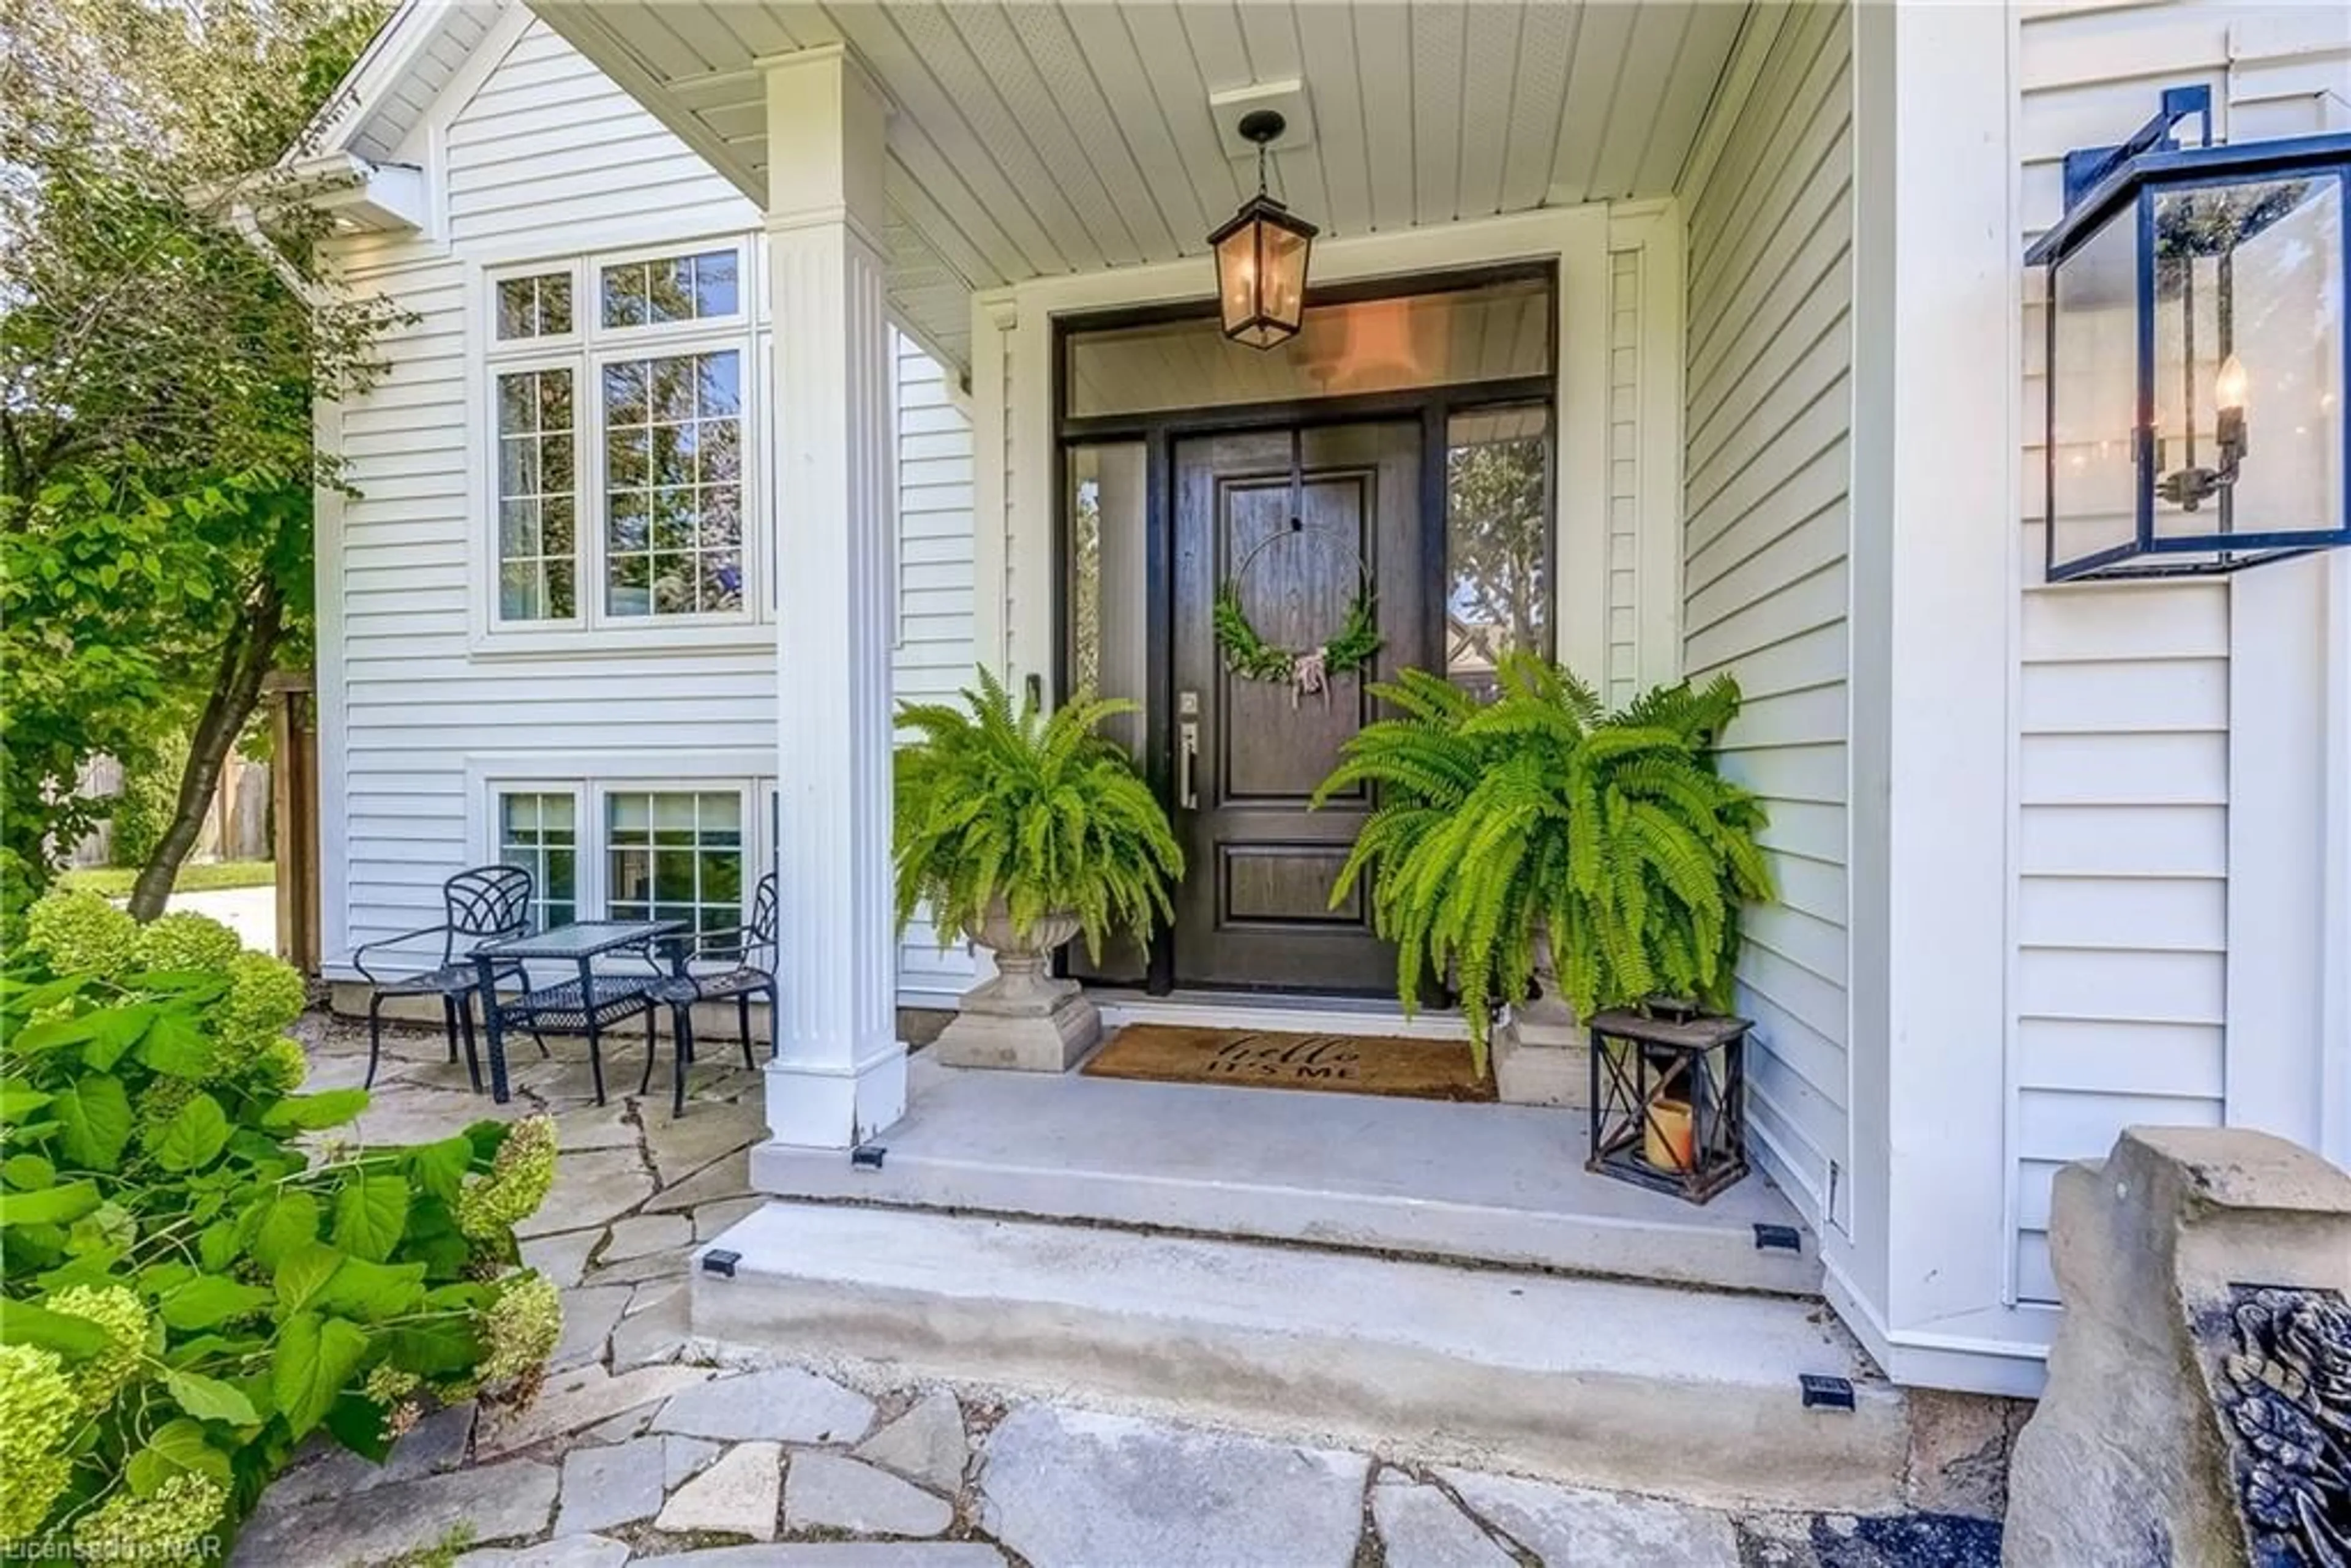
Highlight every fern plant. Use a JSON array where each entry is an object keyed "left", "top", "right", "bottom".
[
  {"left": 1314, "top": 652, "right": 1772, "bottom": 1068},
  {"left": 894, "top": 667, "right": 1184, "bottom": 962}
]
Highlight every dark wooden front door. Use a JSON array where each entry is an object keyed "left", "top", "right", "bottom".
[{"left": 1170, "top": 421, "right": 1426, "bottom": 991}]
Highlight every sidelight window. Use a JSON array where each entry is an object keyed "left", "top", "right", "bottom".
[
  {"left": 1444, "top": 405, "right": 1553, "bottom": 691},
  {"left": 1063, "top": 442, "right": 1149, "bottom": 754}
]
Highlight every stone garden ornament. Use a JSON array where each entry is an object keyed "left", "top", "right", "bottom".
[{"left": 2216, "top": 1285, "right": 2351, "bottom": 1562}]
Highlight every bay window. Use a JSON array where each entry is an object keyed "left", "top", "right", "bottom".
[{"left": 481, "top": 238, "right": 757, "bottom": 640}]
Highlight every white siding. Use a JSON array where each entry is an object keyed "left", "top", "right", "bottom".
[
  {"left": 2005, "top": 0, "right": 2348, "bottom": 1302},
  {"left": 893, "top": 344, "right": 980, "bottom": 999},
  {"left": 323, "top": 17, "right": 975, "bottom": 1006},
  {"left": 1675, "top": 1, "right": 1856, "bottom": 1231}
]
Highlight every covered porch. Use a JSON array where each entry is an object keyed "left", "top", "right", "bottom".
[
  {"left": 522, "top": 0, "right": 2025, "bottom": 1404},
  {"left": 526, "top": 0, "right": 1772, "bottom": 1136}
]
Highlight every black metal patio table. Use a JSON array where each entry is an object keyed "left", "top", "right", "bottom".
[{"left": 471, "top": 919, "right": 684, "bottom": 1104}]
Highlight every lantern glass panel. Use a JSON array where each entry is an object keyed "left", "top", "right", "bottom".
[
  {"left": 2150, "top": 177, "right": 2344, "bottom": 548},
  {"left": 1216, "top": 222, "right": 1266, "bottom": 342},
  {"left": 2048, "top": 208, "right": 2142, "bottom": 570},
  {"left": 1259, "top": 222, "right": 1310, "bottom": 334}
]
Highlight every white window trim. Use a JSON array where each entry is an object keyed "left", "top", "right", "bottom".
[{"left": 469, "top": 234, "right": 768, "bottom": 656}]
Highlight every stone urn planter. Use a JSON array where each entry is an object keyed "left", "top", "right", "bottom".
[
  {"left": 1493, "top": 925, "right": 1589, "bottom": 1108},
  {"left": 931, "top": 902, "right": 1102, "bottom": 1073}
]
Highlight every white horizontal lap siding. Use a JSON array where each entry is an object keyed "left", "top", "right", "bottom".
[
  {"left": 2003, "top": 0, "right": 2344, "bottom": 1304},
  {"left": 2011, "top": 594, "right": 2229, "bottom": 1300},
  {"left": 894, "top": 339, "right": 980, "bottom": 1002},
  {"left": 444, "top": 21, "right": 757, "bottom": 248},
  {"left": 1676, "top": 0, "right": 1855, "bottom": 1232},
  {"left": 324, "top": 18, "right": 979, "bottom": 1010}
]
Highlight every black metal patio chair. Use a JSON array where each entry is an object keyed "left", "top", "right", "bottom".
[
  {"left": 645, "top": 872, "right": 779, "bottom": 1116},
  {"left": 351, "top": 865, "right": 534, "bottom": 1090}
]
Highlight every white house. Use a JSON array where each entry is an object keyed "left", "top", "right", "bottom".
[{"left": 309, "top": 0, "right": 2351, "bottom": 1452}]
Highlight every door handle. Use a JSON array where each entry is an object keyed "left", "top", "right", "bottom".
[{"left": 1177, "top": 719, "right": 1200, "bottom": 809}]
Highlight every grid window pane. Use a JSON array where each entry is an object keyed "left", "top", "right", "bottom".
[
  {"left": 603, "top": 349, "right": 744, "bottom": 617},
  {"left": 601, "top": 250, "right": 739, "bottom": 329},
  {"left": 498, "top": 792, "right": 577, "bottom": 930},
  {"left": 494, "top": 368, "right": 577, "bottom": 621},
  {"left": 606, "top": 791, "right": 746, "bottom": 936},
  {"left": 496, "top": 274, "right": 572, "bottom": 340}
]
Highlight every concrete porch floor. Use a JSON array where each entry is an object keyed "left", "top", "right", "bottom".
[{"left": 754, "top": 1051, "right": 1821, "bottom": 1297}]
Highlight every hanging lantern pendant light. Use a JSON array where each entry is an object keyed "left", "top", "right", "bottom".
[{"left": 1211, "top": 109, "right": 1318, "bottom": 350}]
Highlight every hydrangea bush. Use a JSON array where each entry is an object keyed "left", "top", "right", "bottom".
[{"left": 1, "top": 891, "right": 563, "bottom": 1560}]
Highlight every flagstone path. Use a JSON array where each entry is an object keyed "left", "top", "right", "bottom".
[{"left": 249, "top": 1015, "right": 2003, "bottom": 1568}]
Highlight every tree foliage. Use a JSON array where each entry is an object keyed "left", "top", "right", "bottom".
[
  {"left": 1, "top": 891, "right": 560, "bottom": 1556},
  {"left": 0, "top": 0, "right": 396, "bottom": 923},
  {"left": 1444, "top": 431, "right": 1548, "bottom": 678},
  {"left": 893, "top": 667, "right": 1185, "bottom": 961},
  {"left": 1314, "top": 654, "right": 1774, "bottom": 1068}
]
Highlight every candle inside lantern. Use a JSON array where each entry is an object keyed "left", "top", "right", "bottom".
[
  {"left": 2215, "top": 351, "right": 2249, "bottom": 416},
  {"left": 1644, "top": 1096, "right": 1695, "bottom": 1172}
]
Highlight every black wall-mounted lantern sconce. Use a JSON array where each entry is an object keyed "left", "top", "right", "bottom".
[{"left": 2026, "top": 86, "right": 2350, "bottom": 581}]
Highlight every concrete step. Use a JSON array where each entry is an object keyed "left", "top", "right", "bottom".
[
  {"left": 691, "top": 1201, "right": 1906, "bottom": 1514},
  {"left": 751, "top": 1056, "right": 1822, "bottom": 1298}
]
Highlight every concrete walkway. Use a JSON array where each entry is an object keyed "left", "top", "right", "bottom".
[
  {"left": 165, "top": 884, "right": 277, "bottom": 953},
  {"left": 253, "top": 1014, "right": 2003, "bottom": 1568}
]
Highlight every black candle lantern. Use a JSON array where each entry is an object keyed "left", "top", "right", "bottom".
[
  {"left": 1210, "top": 110, "right": 1316, "bottom": 351},
  {"left": 2027, "top": 86, "right": 2350, "bottom": 581},
  {"left": 1586, "top": 1003, "right": 1750, "bottom": 1204}
]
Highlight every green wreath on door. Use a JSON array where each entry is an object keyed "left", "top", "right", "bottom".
[{"left": 1211, "top": 520, "right": 1382, "bottom": 697}]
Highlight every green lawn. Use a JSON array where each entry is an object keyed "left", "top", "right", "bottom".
[{"left": 60, "top": 860, "right": 276, "bottom": 897}]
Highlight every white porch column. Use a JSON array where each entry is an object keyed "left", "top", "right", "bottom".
[{"left": 760, "top": 47, "right": 906, "bottom": 1148}]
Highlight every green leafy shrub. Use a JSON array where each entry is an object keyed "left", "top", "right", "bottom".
[
  {"left": 1314, "top": 654, "right": 1773, "bottom": 1065},
  {"left": 107, "top": 733, "right": 193, "bottom": 871},
  {"left": 1, "top": 891, "right": 562, "bottom": 1559},
  {"left": 893, "top": 667, "right": 1184, "bottom": 960}
]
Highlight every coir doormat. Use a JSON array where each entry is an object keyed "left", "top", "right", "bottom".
[{"left": 1081, "top": 1023, "right": 1495, "bottom": 1102}]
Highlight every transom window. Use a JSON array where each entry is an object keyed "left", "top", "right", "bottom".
[
  {"left": 601, "top": 250, "right": 738, "bottom": 328},
  {"left": 497, "top": 272, "right": 572, "bottom": 340},
  {"left": 607, "top": 790, "right": 744, "bottom": 936},
  {"left": 482, "top": 241, "right": 756, "bottom": 637}
]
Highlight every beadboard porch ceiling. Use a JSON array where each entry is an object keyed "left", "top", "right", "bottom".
[{"left": 525, "top": 1, "right": 1751, "bottom": 369}]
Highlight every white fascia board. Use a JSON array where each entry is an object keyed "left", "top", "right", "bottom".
[{"left": 287, "top": 0, "right": 432, "bottom": 163}]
